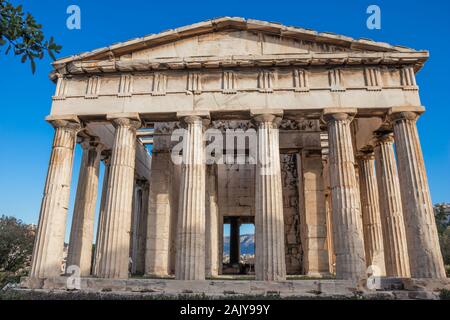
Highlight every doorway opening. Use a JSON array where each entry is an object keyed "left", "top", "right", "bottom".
[{"left": 222, "top": 216, "right": 255, "bottom": 275}]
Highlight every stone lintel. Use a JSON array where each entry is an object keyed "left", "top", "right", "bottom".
[
  {"left": 176, "top": 111, "right": 211, "bottom": 120},
  {"left": 250, "top": 109, "right": 284, "bottom": 118},
  {"left": 45, "top": 114, "right": 80, "bottom": 124},
  {"left": 106, "top": 112, "right": 141, "bottom": 122},
  {"left": 322, "top": 108, "right": 358, "bottom": 117},
  {"left": 388, "top": 106, "right": 425, "bottom": 116},
  {"left": 301, "top": 149, "right": 323, "bottom": 157}
]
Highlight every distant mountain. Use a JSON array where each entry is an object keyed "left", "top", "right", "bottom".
[{"left": 223, "top": 234, "right": 254, "bottom": 254}]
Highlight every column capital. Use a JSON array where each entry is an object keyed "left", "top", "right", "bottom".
[
  {"left": 389, "top": 111, "right": 420, "bottom": 123},
  {"left": 251, "top": 111, "right": 283, "bottom": 128},
  {"left": 107, "top": 113, "right": 141, "bottom": 129},
  {"left": 321, "top": 108, "right": 357, "bottom": 124},
  {"left": 46, "top": 115, "right": 81, "bottom": 132},
  {"left": 79, "top": 136, "right": 103, "bottom": 150},
  {"left": 373, "top": 130, "right": 394, "bottom": 145},
  {"left": 356, "top": 148, "right": 375, "bottom": 161},
  {"left": 388, "top": 106, "right": 424, "bottom": 123},
  {"left": 177, "top": 111, "right": 211, "bottom": 128}
]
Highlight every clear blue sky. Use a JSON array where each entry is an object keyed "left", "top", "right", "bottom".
[{"left": 1, "top": 0, "right": 449, "bottom": 239}]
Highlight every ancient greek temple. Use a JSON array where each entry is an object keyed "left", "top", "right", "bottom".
[{"left": 27, "top": 18, "right": 446, "bottom": 289}]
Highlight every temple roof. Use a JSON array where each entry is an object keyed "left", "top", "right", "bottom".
[{"left": 51, "top": 17, "right": 428, "bottom": 79}]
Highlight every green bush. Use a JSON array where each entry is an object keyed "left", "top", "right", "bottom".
[
  {"left": 439, "top": 289, "right": 450, "bottom": 300},
  {"left": 0, "top": 215, "right": 35, "bottom": 288},
  {"left": 445, "top": 265, "right": 450, "bottom": 278}
]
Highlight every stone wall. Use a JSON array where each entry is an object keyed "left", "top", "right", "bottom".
[
  {"left": 281, "top": 154, "right": 303, "bottom": 274},
  {"left": 217, "top": 163, "right": 255, "bottom": 217}
]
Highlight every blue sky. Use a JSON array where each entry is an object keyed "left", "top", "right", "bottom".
[{"left": 1, "top": 0, "right": 449, "bottom": 239}]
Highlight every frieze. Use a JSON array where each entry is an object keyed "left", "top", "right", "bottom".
[
  {"left": 279, "top": 119, "right": 320, "bottom": 131},
  {"left": 153, "top": 122, "right": 182, "bottom": 134}
]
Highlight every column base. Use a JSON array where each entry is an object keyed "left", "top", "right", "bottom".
[
  {"left": 20, "top": 276, "right": 45, "bottom": 289},
  {"left": 305, "top": 272, "right": 333, "bottom": 278}
]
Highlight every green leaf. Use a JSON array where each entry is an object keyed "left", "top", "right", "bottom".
[
  {"left": 48, "top": 48, "right": 56, "bottom": 60},
  {"left": 30, "top": 57, "right": 36, "bottom": 74},
  {"left": 0, "top": 0, "right": 61, "bottom": 73}
]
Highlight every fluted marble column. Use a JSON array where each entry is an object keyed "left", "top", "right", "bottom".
[
  {"left": 30, "top": 116, "right": 81, "bottom": 279},
  {"left": 323, "top": 111, "right": 366, "bottom": 281},
  {"left": 135, "top": 180, "right": 149, "bottom": 275},
  {"left": 175, "top": 115, "right": 208, "bottom": 280},
  {"left": 357, "top": 150, "right": 386, "bottom": 276},
  {"left": 374, "top": 132, "right": 410, "bottom": 277},
  {"left": 67, "top": 138, "right": 102, "bottom": 276},
  {"left": 93, "top": 151, "right": 111, "bottom": 276},
  {"left": 96, "top": 115, "right": 141, "bottom": 279},
  {"left": 130, "top": 181, "right": 143, "bottom": 275},
  {"left": 390, "top": 110, "right": 446, "bottom": 278},
  {"left": 205, "top": 164, "right": 219, "bottom": 278},
  {"left": 254, "top": 113, "right": 286, "bottom": 281}
]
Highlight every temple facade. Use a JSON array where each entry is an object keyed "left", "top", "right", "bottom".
[{"left": 28, "top": 18, "right": 446, "bottom": 286}]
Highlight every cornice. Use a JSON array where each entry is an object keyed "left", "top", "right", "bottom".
[{"left": 50, "top": 52, "right": 428, "bottom": 79}]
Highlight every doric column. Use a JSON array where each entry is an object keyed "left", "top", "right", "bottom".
[
  {"left": 390, "top": 110, "right": 446, "bottom": 278},
  {"left": 322, "top": 110, "right": 366, "bottom": 281},
  {"left": 229, "top": 217, "right": 241, "bottom": 265},
  {"left": 205, "top": 164, "right": 219, "bottom": 278},
  {"left": 30, "top": 116, "right": 81, "bottom": 279},
  {"left": 130, "top": 180, "right": 142, "bottom": 275},
  {"left": 374, "top": 132, "right": 410, "bottom": 277},
  {"left": 135, "top": 180, "right": 149, "bottom": 275},
  {"left": 356, "top": 150, "right": 386, "bottom": 276},
  {"left": 145, "top": 138, "right": 173, "bottom": 277},
  {"left": 253, "top": 113, "right": 286, "bottom": 281},
  {"left": 96, "top": 114, "right": 141, "bottom": 279},
  {"left": 175, "top": 115, "right": 208, "bottom": 280},
  {"left": 93, "top": 151, "right": 111, "bottom": 276},
  {"left": 66, "top": 138, "right": 102, "bottom": 276}
]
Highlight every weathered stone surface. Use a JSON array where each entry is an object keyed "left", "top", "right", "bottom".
[
  {"left": 67, "top": 139, "right": 102, "bottom": 276},
  {"left": 374, "top": 132, "right": 411, "bottom": 277},
  {"left": 322, "top": 111, "right": 366, "bottom": 281},
  {"left": 254, "top": 114, "right": 286, "bottom": 281},
  {"left": 205, "top": 165, "right": 220, "bottom": 277},
  {"left": 175, "top": 115, "right": 208, "bottom": 280},
  {"left": 280, "top": 154, "right": 302, "bottom": 274},
  {"left": 297, "top": 151, "right": 330, "bottom": 276},
  {"left": 145, "top": 151, "right": 173, "bottom": 277},
  {"left": 357, "top": 151, "right": 386, "bottom": 276},
  {"left": 390, "top": 110, "right": 446, "bottom": 278},
  {"left": 93, "top": 151, "right": 111, "bottom": 276},
  {"left": 96, "top": 116, "right": 141, "bottom": 279},
  {"left": 30, "top": 118, "right": 81, "bottom": 279}
]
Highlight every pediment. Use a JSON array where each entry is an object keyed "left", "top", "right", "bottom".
[{"left": 130, "top": 30, "right": 364, "bottom": 60}]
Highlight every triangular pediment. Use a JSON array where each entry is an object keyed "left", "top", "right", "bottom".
[{"left": 54, "top": 17, "right": 422, "bottom": 66}]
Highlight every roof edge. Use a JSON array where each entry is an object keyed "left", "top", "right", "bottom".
[{"left": 52, "top": 17, "right": 423, "bottom": 68}]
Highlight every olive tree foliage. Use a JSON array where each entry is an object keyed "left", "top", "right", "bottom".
[
  {"left": 435, "top": 204, "right": 450, "bottom": 267},
  {"left": 0, "top": 215, "right": 35, "bottom": 272},
  {"left": 0, "top": 0, "right": 61, "bottom": 73}
]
